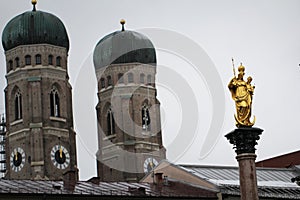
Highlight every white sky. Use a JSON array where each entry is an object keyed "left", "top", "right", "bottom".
[{"left": 1, "top": 0, "right": 300, "bottom": 180}]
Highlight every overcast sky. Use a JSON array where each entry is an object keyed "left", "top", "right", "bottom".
[{"left": 1, "top": 0, "right": 300, "bottom": 180}]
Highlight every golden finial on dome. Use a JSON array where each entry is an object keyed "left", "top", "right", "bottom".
[
  {"left": 32, "top": 0, "right": 37, "bottom": 11},
  {"left": 120, "top": 19, "right": 126, "bottom": 25},
  {"left": 120, "top": 19, "right": 126, "bottom": 31}
]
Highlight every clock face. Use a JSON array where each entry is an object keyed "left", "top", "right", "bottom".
[
  {"left": 51, "top": 145, "right": 70, "bottom": 169},
  {"left": 10, "top": 147, "right": 25, "bottom": 172},
  {"left": 143, "top": 157, "right": 158, "bottom": 173}
]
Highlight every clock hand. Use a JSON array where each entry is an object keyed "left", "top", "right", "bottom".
[
  {"left": 15, "top": 151, "right": 18, "bottom": 161},
  {"left": 150, "top": 161, "right": 153, "bottom": 169},
  {"left": 59, "top": 146, "right": 63, "bottom": 159}
]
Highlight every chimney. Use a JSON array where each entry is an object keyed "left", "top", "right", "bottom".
[
  {"left": 63, "top": 170, "right": 77, "bottom": 192},
  {"left": 87, "top": 177, "right": 100, "bottom": 185},
  {"left": 154, "top": 172, "right": 163, "bottom": 185}
]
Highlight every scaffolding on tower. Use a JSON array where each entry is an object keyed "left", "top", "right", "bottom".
[{"left": 0, "top": 114, "right": 6, "bottom": 178}]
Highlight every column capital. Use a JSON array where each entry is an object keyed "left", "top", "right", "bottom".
[{"left": 225, "top": 127, "right": 263, "bottom": 155}]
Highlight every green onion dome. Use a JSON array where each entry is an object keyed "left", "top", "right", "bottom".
[
  {"left": 2, "top": 4, "right": 69, "bottom": 51},
  {"left": 93, "top": 20, "right": 156, "bottom": 69}
]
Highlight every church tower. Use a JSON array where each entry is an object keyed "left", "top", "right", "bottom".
[
  {"left": 94, "top": 20, "right": 166, "bottom": 182},
  {"left": 1, "top": 1, "right": 77, "bottom": 180}
]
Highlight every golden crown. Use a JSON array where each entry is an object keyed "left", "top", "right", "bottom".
[{"left": 238, "top": 63, "right": 245, "bottom": 72}]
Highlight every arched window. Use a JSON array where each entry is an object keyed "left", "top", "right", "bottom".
[
  {"left": 8, "top": 60, "right": 13, "bottom": 71},
  {"left": 107, "top": 76, "right": 112, "bottom": 86},
  {"left": 50, "top": 87, "right": 60, "bottom": 117},
  {"left": 56, "top": 56, "right": 61, "bottom": 67},
  {"left": 128, "top": 73, "right": 134, "bottom": 83},
  {"left": 107, "top": 108, "right": 115, "bottom": 135},
  {"left": 48, "top": 55, "right": 53, "bottom": 65},
  {"left": 15, "top": 57, "right": 20, "bottom": 67},
  {"left": 14, "top": 90, "right": 22, "bottom": 120},
  {"left": 142, "top": 105, "right": 151, "bottom": 130},
  {"left": 25, "top": 55, "right": 31, "bottom": 65},
  {"left": 118, "top": 73, "right": 124, "bottom": 84},
  {"left": 147, "top": 75, "right": 152, "bottom": 85},
  {"left": 100, "top": 78, "right": 105, "bottom": 88},
  {"left": 35, "top": 54, "right": 41, "bottom": 65},
  {"left": 140, "top": 74, "right": 145, "bottom": 84}
]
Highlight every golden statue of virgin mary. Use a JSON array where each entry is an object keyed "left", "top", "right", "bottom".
[{"left": 228, "top": 63, "right": 256, "bottom": 127}]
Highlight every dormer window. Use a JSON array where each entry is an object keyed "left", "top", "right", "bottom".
[
  {"left": 100, "top": 78, "right": 105, "bottom": 88},
  {"left": 48, "top": 55, "right": 53, "bottom": 65},
  {"left": 107, "top": 76, "right": 112, "bottom": 86},
  {"left": 140, "top": 74, "right": 145, "bottom": 84},
  {"left": 118, "top": 73, "right": 124, "bottom": 84},
  {"left": 35, "top": 54, "right": 41, "bottom": 65},
  {"left": 8, "top": 60, "right": 13, "bottom": 71},
  {"left": 25, "top": 55, "right": 31, "bottom": 65},
  {"left": 147, "top": 75, "right": 152, "bottom": 85},
  {"left": 15, "top": 57, "right": 20, "bottom": 67},
  {"left": 56, "top": 56, "right": 61, "bottom": 67},
  {"left": 128, "top": 73, "right": 134, "bottom": 83}
]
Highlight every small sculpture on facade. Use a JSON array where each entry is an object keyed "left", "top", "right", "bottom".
[{"left": 228, "top": 59, "right": 256, "bottom": 127}]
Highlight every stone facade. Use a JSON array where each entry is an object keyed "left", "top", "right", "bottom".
[
  {"left": 4, "top": 44, "right": 77, "bottom": 180},
  {"left": 96, "top": 63, "right": 166, "bottom": 182}
]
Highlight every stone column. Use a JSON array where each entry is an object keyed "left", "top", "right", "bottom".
[{"left": 225, "top": 127, "right": 263, "bottom": 200}]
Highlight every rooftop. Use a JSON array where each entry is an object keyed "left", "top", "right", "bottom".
[
  {"left": 0, "top": 178, "right": 217, "bottom": 199},
  {"left": 180, "top": 164, "right": 300, "bottom": 199}
]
